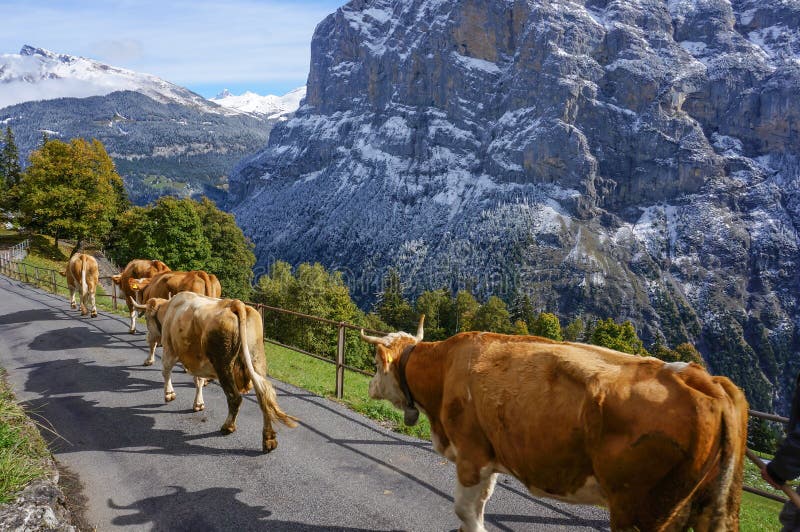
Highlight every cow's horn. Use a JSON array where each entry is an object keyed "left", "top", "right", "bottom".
[
  {"left": 360, "top": 330, "right": 386, "bottom": 345},
  {"left": 415, "top": 314, "right": 425, "bottom": 342},
  {"left": 131, "top": 301, "right": 148, "bottom": 310}
]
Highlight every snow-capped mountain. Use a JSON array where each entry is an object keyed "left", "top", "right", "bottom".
[
  {"left": 229, "top": 0, "right": 800, "bottom": 413},
  {"left": 0, "top": 45, "right": 229, "bottom": 115},
  {"left": 0, "top": 45, "right": 274, "bottom": 203},
  {"left": 210, "top": 86, "right": 306, "bottom": 119}
]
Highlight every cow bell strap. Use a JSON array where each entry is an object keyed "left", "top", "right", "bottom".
[{"left": 398, "top": 344, "right": 417, "bottom": 410}]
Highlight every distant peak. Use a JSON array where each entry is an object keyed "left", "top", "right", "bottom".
[
  {"left": 215, "top": 88, "right": 233, "bottom": 99},
  {"left": 20, "top": 45, "right": 56, "bottom": 58}
]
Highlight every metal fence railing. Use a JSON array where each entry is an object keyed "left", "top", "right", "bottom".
[
  {"left": 250, "top": 303, "right": 387, "bottom": 399},
  {"left": 0, "top": 252, "right": 794, "bottom": 506},
  {"left": 0, "top": 238, "right": 30, "bottom": 262},
  {"left": 746, "top": 410, "right": 792, "bottom": 504},
  {"left": 0, "top": 254, "right": 123, "bottom": 311},
  {"left": 0, "top": 253, "right": 380, "bottom": 400}
]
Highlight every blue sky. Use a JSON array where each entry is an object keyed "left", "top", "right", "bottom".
[{"left": 0, "top": 0, "right": 344, "bottom": 98}]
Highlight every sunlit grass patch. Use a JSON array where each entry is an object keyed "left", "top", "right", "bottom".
[{"left": 0, "top": 369, "right": 50, "bottom": 504}]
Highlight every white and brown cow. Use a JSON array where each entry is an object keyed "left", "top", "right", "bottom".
[
  {"left": 111, "top": 259, "right": 171, "bottom": 333},
  {"left": 129, "top": 270, "right": 222, "bottom": 366},
  {"left": 65, "top": 253, "right": 99, "bottom": 317},
  {"left": 133, "top": 291, "right": 297, "bottom": 452},
  {"left": 361, "top": 318, "right": 748, "bottom": 532}
]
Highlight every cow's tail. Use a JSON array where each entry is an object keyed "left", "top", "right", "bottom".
[
  {"left": 80, "top": 254, "right": 88, "bottom": 298},
  {"left": 234, "top": 301, "right": 298, "bottom": 428},
  {"left": 711, "top": 377, "right": 748, "bottom": 530}
]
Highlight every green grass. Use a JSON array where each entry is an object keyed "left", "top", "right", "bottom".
[
  {"left": 265, "top": 342, "right": 431, "bottom": 440},
  {"left": 740, "top": 491, "right": 782, "bottom": 531},
  {"left": 740, "top": 450, "right": 794, "bottom": 531},
  {"left": 11, "top": 236, "right": 123, "bottom": 316},
  {"left": 0, "top": 368, "right": 50, "bottom": 504}
]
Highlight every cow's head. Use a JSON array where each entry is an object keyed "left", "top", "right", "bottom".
[
  {"left": 128, "top": 277, "right": 153, "bottom": 293},
  {"left": 132, "top": 297, "right": 169, "bottom": 345},
  {"left": 360, "top": 315, "right": 424, "bottom": 425}
]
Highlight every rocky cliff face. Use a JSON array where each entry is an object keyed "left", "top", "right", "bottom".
[{"left": 229, "top": 0, "right": 800, "bottom": 412}]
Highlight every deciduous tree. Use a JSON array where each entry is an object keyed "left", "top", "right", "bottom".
[
  {"left": 17, "top": 138, "right": 124, "bottom": 247},
  {"left": 195, "top": 198, "right": 255, "bottom": 299},
  {"left": 473, "top": 296, "right": 513, "bottom": 334},
  {"left": 530, "top": 312, "right": 563, "bottom": 341},
  {"left": 589, "top": 318, "right": 646, "bottom": 355}
]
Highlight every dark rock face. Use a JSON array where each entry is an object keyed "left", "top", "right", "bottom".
[{"left": 230, "top": 0, "right": 800, "bottom": 411}]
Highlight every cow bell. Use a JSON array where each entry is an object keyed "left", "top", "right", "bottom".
[{"left": 404, "top": 407, "right": 420, "bottom": 426}]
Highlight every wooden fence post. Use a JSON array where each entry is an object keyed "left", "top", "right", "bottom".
[
  {"left": 336, "top": 323, "right": 345, "bottom": 399},
  {"left": 112, "top": 281, "right": 117, "bottom": 310},
  {"left": 51, "top": 270, "right": 57, "bottom": 294}
]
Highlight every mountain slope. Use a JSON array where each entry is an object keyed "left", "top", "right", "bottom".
[
  {"left": 0, "top": 46, "right": 272, "bottom": 204},
  {"left": 0, "top": 45, "right": 226, "bottom": 114},
  {"left": 229, "top": 0, "right": 799, "bottom": 412}
]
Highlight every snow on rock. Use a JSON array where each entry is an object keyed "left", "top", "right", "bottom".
[
  {"left": 0, "top": 45, "right": 227, "bottom": 114},
  {"left": 229, "top": 0, "right": 800, "bottom": 413}
]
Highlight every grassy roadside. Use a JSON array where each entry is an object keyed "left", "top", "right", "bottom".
[
  {"left": 1, "top": 232, "right": 118, "bottom": 315},
  {"left": 0, "top": 230, "right": 787, "bottom": 528},
  {"left": 265, "top": 341, "right": 431, "bottom": 440},
  {"left": 0, "top": 368, "right": 50, "bottom": 504}
]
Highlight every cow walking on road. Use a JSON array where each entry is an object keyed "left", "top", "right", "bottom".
[
  {"left": 133, "top": 292, "right": 297, "bottom": 452},
  {"left": 64, "top": 253, "right": 99, "bottom": 317},
  {"left": 129, "top": 270, "right": 222, "bottom": 366},
  {"left": 111, "top": 259, "right": 171, "bottom": 334},
  {"left": 361, "top": 318, "right": 748, "bottom": 532}
]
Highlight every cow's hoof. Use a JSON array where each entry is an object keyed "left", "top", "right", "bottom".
[
  {"left": 129, "top": 329, "right": 136, "bottom": 334},
  {"left": 91, "top": 311, "right": 97, "bottom": 318},
  {"left": 220, "top": 424, "right": 236, "bottom": 434},
  {"left": 80, "top": 311, "right": 88, "bottom": 316},
  {"left": 143, "top": 359, "right": 154, "bottom": 367},
  {"left": 193, "top": 403, "right": 205, "bottom": 412},
  {"left": 164, "top": 392, "right": 176, "bottom": 402},
  {"left": 262, "top": 438, "right": 278, "bottom": 453},
  {"left": 70, "top": 303, "right": 77, "bottom": 309}
]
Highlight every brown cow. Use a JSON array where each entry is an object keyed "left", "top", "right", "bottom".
[
  {"left": 133, "top": 291, "right": 297, "bottom": 452},
  {"left": 131, "top": 270, "right": 222, "bottom": 301},
  {"left": 129, "top": 270, "right": 222, "bottom": 366},
  {"left": 361, "top": 318, "right": 748, "bottom": 532},
  {"left": 65, "top": 253, "right": 99, "bottom": 317},
  {"left": 111, "top": 259, "right": 171, "bottom": 333}
]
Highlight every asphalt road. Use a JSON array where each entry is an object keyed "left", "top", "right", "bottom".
[{"left": 0, "top": 276, "right": 610, "bottom": 531}]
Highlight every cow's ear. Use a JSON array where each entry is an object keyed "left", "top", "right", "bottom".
[{"left": 111, "top": 274, "right": 121, "bottom": 285}]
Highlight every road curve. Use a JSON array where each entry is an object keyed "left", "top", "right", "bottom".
[{"left": 0, "top": 276, "right": 610, "bottom": 531}]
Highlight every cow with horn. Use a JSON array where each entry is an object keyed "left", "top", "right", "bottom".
[
  {"left": 133, "top": 292, "right": 297, "bottom": 452},
  {"left": 361, "top": 316, "right": 748, "bottom": 531}
]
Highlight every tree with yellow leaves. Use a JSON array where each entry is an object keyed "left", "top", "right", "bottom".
[{"left": 16, "top": 138, "right": 128, "bottom": 247}]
